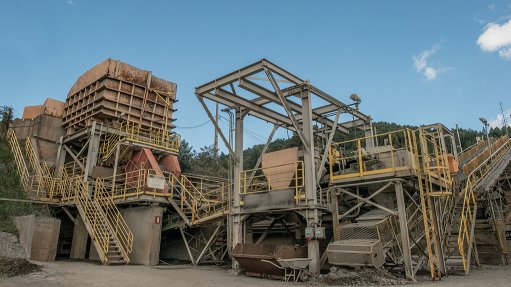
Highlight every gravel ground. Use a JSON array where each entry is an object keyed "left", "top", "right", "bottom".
[
  {"left": 310, "top": 267, "right": 408, "bottom": 286},
  {"left": 1, "top": 261, "right": 510, "bottom": 287},
  {"left": 0, "top": 257, "right": 41, "bottom": 277},
  {"left": 0, "top": 231, "right": 26, "bottom": 259}
]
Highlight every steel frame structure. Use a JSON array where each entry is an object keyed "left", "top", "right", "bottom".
[{"left": 195, "top": 59, "right": 373, "bottom": 273}]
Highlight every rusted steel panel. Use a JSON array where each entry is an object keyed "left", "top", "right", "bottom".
[
  {"left": 62, "top": 59, "right": 177, "bottom": 135},
  {"left": 22, "top": 98, "right": 65, "bottom": 120},
  {"left": 232, "top": 243, "right": 307, "bottom": 279},
  {"left": 262, "top": 147, "right": 298, "bottom": 189},
  {"left": 159, "top": 154, "right": 181, "bottom": 178}
]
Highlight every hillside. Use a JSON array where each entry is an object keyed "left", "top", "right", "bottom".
[{"left": 0, "top": 137, "right": 51, "bottom": 235}]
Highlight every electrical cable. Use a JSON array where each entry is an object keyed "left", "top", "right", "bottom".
[{"left": 175, "top": 120, "right": 210, "bottom": 129}]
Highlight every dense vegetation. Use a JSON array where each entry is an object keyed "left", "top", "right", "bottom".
[
  {"left": 0, "top": 106, "right": 51, "bottom": 234},
  {"left": 0, "top": 137, "right": 51, "bottom": 234}
]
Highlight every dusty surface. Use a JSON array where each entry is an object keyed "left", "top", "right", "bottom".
[
  {"left": 0, "top": 257, "right": 40, "bottom": 277},
  {"left": 0, "top": 232, "right": 26, "bottom": 259},
  {"left": 1, "top": 261, "right": 511, "bottom": 287},
  {"left": 310, "top": 267, "right": 407, "bottom": 286}
]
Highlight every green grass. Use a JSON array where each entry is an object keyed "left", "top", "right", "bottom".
[{"left": 0, "top": 137, "right": 51, "bottom": 235}]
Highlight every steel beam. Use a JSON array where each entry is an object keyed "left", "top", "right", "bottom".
[
  {"left": 300, "top": 88, "right": 320, "bottom": 274},
  {"left": 211, "top": 88, "right": 295, "bottom": 127},
  {"left": 195, "top": 221, "right": 224, "bottom": 265},
  {"left": 264, "top": 68, "right": 310, "bottom": 148},
  {"left": 240, "top": 79, "right": 350, "bottom": 133},
  {"left": 317, "top": 109, "right": 341, "bottom": 180},
  {"left": 196, "top": 95, "right": 236, "bottom": 161},
  {"left": 247, "top": 125, "right": 278, "bottom": 185},
  {"left": 396, "top": 181, "right": 414, "bottom": 281},
  {"left": 63, "top": 145, "right": 84, "bottom": 170},
  {"left": 232, "top": 109, "right": 244, "bottom": 270},
  {"left": 180, "top": 227, "right": 195, "bottom": 263}
]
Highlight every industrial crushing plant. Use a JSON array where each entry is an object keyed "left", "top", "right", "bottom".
[{"left": 5, "top": 58, "right": 511, "bottom": 282}]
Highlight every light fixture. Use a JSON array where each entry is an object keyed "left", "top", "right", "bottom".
[
  {"left": 349, "top": 93, "right": 361, "bottom": 110},
  {"left": 350, "top": 93, "right": 361, "bottom": 104},
  {"left": 479, "top": 117, "right": 488, "bottom": 126}
]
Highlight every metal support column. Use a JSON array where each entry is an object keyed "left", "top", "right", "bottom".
[
  {"left": 395, "top": 181, "right": 414, "bottom": 281},
  {"left": 302, "top": 89, "right": 320, "bottom": 274},
  {"left": 55, "top": 136, "right": 65, "bottom": 177},
  {"left": 231, "top": 109, "right": 244, "bottom": 269},
  {"left": 84, "top": 122, "right": 100, "bottom": 181},
  {"left": 331, "top": 190, "right": 340, "bottom": 241}
]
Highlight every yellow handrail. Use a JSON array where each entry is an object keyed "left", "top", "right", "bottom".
[
  {"left": 457, "top": 136, "right": 511, "bottom": 272},
  {"left": 329, "top": 129, "right": 415, "bottom": 181},
  {"left": 6, "top": 129, "right": 29, "bottom": 190},
  {"left": 240, "top": 161, "right": 305, "bottom": 203},
  {"left": 94, "top": 178, "right": 134, "bottom": 261}
]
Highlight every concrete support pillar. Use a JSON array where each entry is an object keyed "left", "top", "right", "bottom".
[
  {"left": 232, "top": 109, "right": 244, "bottom": 269},
  {"left": 395, "top": 181, "right": 413, "bottom": 280},
  {"left": 70, "top": 214, "right": 88, "bottom": 260},
  {"left": 301, "top": 90, "right": 320, "bottom": 274}
]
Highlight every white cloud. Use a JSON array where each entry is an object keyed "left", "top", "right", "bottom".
[
  {"left": 499, "top": 47, "right": 511, "bottom": 59},
  {"left": 67, "top": 0, "right": 76, "bottom": 6},
  {"left": 413, "top": 44, "right": 449, "bottom": 81},
  {"left": 477, "top": 19, "right": 511, "bottom": 59},
  {"left": 488, "top": 108, "right": 511, "bottom": 128}
]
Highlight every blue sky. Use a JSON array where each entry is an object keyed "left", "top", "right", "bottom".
[{"left": 1, "top": 0, "right": 511, "bottom": 151}]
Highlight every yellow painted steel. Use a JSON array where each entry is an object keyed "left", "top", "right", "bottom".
[
  {"left": 239, "top": 161, "right": 305, "bottom": 204},
  {"left": 329, "top": 127, "right": 454, "bottom": 280},
  {"left": 74, "top": 178, "right": 112, "bottom": 264},
  {"left": 94, "top": 178, "right": 134, "bottom": 263},
  {"left": 99, "top": 120, "right": 180, "bottom": 162},
  {"left": 458, "top": 135, "right": 511, "bottom": 273},
  {"left": 6, "top": 129, "right": 30, "bottom": 190},
  {"left": 329, "top": 129, "right": 416, "bottom": 181}
]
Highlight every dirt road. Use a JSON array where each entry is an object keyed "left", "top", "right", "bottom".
[{"left": 1, "top": 261, "right": 510, "bottom": 287}]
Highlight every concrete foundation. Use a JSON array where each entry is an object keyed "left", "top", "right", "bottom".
[
  {"left": 87, "top": 206, "right": 163, "bottom": 265},
  {"left": 70, "top": 215, "right": 88, "bottom": 259},
  {"left": 121, "top": 206, "right": 163, "bottom": 265},
  {"left": 14, "top": 215, "right": 61, "bottom": 261}
]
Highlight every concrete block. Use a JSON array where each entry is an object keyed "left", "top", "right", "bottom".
[
  {"left": 14, "top": 216, "right": 61, "bottom": 261},
  {"left": 30, "top": 217, "right": 61, "bottom": 261},
  {"left": 89, "top": 243, "right": 100, "bottom": 261},
  {"left": 14, "top": 215, "right": 35, "bottom": 258},
  {"left": 121, "top": 206, "right": 163, "bottom": 265},
  {"left": 70, "top": 215, "right": 88, "bottom": 259}
]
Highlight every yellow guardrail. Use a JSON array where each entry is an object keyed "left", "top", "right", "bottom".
[
  {"left": 161, "top": 171, "right": 228, "bottom": 224},
  {"left": 329, "top": 129, "right": 417, "bottom": 181},
  {"left": 99, "top": 120, "right": 180, "bottom": 161},
  {"left": 74, "top": 179, "right": 111, "bottom": 264},
  {"left": 458, "top": 138, "right": 497, "bottom": 165},
  {"left": 6, "top": 129, "right": 30, "bottom": 190},
  {"left": 94, "top": 178, "right": 134, "bottom": 263},
  {"left": 462, "top": 136, "right": 509, "bottom": 176},
  {"left": 458, "top": 135, "right": 511, "bottom": 272},
  {"left": 124, "top": 121, "right": 180, "bottom": 153},
  {"left": 417, "top": 128, "right": 453, "bottom": 194},
  {"left": 240, "top": 161, "right": 305, "bottom": 204}
]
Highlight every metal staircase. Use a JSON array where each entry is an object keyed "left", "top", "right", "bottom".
[
  {"left": 73, "top": 178, "right": 133, "bottom": 265},
  {"left": 6, "top": 129, "right": 30, "bottom": 191},
  {"left": 457, "top": 135, "right": 511, "bottom": 273},
  {"left": 7, "top": 128, "right": 134, "bottom": 265},
  {"left": 414, "top": 128, "right": 452, "bottom": 280},
  {"left": 163, "top": 172, "right": 228, "bottom": 228}
]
